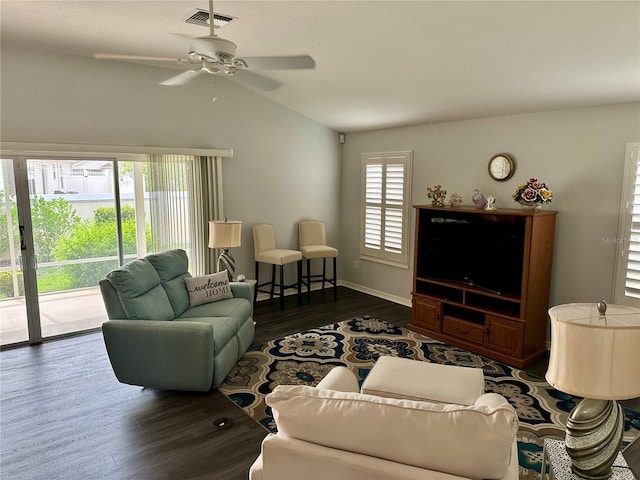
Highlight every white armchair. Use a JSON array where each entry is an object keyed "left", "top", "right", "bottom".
[{"left": 249, "top": 362, "right": 519, "bottom": 480}]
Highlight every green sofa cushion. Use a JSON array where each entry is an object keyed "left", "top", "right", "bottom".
[
  {"left": 146, "top": 249, "right": 191, "bottom": 318},
  {"left": 179, "top": 298, "right": 252, "bottom": 329},
  {"left": 106, "top": 258, "right": 174, "bottom": 321}
]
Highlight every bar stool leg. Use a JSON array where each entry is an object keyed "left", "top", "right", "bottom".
[
  {"left": 333, "top": 257, "right": 337, "bottom": 300},
  {"left": 306, "top": 258, "right": 311, "bottom": 302},
  {"left": 270, "top": 265, "right": 276, "bottom": 301},
  {"left": 321, "top": 258, "right": 327, "bottom": 290},
  {"left": 279, "top": 265, "right": 285, "bottom": 312},
  {"left": 254, "top": 261, "right": 259, "bottom": 304},
  {"left": 297, "top": 260, "right": 302, "bottom": 305}
]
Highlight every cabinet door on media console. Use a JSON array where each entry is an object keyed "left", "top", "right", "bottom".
[
  {"left": 485, "top": 315, "right": 524, "bottom": 357},
  {"left": 412, "top": 297, "right": 442, "bottom": 332}
]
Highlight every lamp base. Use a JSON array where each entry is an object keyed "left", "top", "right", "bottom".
[
  {"left": 565, "top": 398, "right": 624, "bottom": 479},
  {"left": 217, "top": 249, "right": 235, "bottom": 282}
]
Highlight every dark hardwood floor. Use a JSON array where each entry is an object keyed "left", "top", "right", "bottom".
[
  {"left": 0, "top": 287, "right": 411, "bottom": 480},
  {"left": 13, "top": 287, "right": 636, "bottom": 478}
]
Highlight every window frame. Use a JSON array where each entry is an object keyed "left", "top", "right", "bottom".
[
  {"left": 612, "top": 143, "right": 640, "bottom": 307},
  {"left": 360, "top": 150, "right": 412, "bottom": 268}
]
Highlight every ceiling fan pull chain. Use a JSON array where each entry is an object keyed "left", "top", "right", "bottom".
[{"left": 209, "top": 0, "right": 216, "bottom": 37}]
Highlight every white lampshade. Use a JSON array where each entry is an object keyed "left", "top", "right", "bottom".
[
  {"left": 208, "top": 220, "right": 242, "bottom": 249},
  {"left": 546, "top": 303, "right": 640, "bottom": 400}
]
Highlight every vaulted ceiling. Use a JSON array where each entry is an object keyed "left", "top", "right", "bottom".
[{"left": 1, "top": 1, "right": 638, "bottom": 132}]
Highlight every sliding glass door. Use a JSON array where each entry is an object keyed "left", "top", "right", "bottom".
[
  {"left": 1, "top": 157, "right": 122, "bottom": 345},
  {"left": 0, "top": 149, "right": 220, "bottom": 347},
  {"left": 27, "top": 158, "right": 120, "bottom": 339}
]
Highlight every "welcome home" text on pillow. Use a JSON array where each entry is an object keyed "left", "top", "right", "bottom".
[{"left": 184, "top": 271, "right": 233, "bottom": 307}]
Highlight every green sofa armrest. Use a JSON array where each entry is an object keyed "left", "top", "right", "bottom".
[
  {"left": 230, "top": 281, "right": 254, "bottom": 307},
  {"left": 102, "top": 320, "right": 215, "bottom": 392}
]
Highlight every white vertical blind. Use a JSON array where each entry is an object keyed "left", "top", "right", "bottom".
[
  {"left": 360, "top": 151, "right": 412, "bottom": 267},
  {"left": 613, "top": 144, "right": 640, "bottom": 306},
  {"left": 147, "top": 154, "right": 223, "bottom": 276},
  {"left": 147, "top": 154, "right": 194, "bottom": 255}
]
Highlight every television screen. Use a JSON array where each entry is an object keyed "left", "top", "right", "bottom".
[{"left": 420, "top": 213, "right": 525, "bottom": 296}]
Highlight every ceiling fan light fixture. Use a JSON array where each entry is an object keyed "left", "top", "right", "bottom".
[{"left": 190, "top": 36, "right": 237, "bottom": 63}]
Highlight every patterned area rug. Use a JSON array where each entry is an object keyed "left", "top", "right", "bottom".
[{"left": 219, "top": 316, "right": 640, "bottom": 479}]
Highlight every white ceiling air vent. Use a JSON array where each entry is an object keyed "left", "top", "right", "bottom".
[{"left": 184, "top": 9, "right": 236, "bottom": 29}]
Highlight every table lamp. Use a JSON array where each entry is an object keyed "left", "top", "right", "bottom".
[
  {"left": 208, "top": 219, "right": 242, "bottom": 281},
  {"left": 546, "top": 302, "right": 640, "bottom": 479}
]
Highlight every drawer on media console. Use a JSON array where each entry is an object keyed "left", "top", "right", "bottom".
[{"left": 442, "top": 316, "right": 485, "bottom": 345}]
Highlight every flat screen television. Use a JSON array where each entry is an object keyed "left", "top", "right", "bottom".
[{"left": 419, "top": 212, "right": 525, "bottom": 297}]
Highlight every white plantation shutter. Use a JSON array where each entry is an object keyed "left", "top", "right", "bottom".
[
  {"left": 628, "top": 196, "right": 640, "bottom": 296},
  {"left": 613, "top": 144, "right": 640, "bottom": 306},
  {"left": 385, "top": 163, "right": 405, "bottom": 254},
  {"left": 361, "top": 151, "right": 412, "bottom": 267},
  {"left": 364, "top": 163, "right": 383, "bottom": 249}
]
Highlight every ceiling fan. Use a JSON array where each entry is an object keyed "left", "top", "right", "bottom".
[{"left": 95, "top": 0, "right": 315, "bottom": 91}]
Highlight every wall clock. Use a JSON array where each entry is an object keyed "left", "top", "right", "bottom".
[{"left": 488, "top": 153, "right": 515, "bottom": 181}]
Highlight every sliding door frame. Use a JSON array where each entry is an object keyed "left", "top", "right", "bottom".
[{"left": 12, "top": 157, "right": 42, "bottom": 343}]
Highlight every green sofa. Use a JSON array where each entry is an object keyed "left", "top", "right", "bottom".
[{"left": 99, "top": 249, "right": 255, "bottom": 392}]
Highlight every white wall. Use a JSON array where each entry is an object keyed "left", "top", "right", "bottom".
[
  {"left": 340, "top": 103, "right": 640, "bottom": 307},
  {"left": 3, "top": 46, "right": 639, "bottom": 310},
  {"left": 0, "top": 46, "right": 341, "bottom": 279}
]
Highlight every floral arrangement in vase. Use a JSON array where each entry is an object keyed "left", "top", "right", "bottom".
[
  {"left": 426, "top": 185, "right": 447, "bottom": 207},
  {"left": 512, "top": 178, "right": 553, "bottom": 210}
]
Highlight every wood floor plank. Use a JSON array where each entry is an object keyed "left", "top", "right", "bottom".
[{"left": 0, "top": 287, "right": 411, "bottom": 480}]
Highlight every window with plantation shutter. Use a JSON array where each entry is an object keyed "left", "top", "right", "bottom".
[
  {"left": 361, "top": 151, "right": 412, "bottom": 267},
  {"left": 613, "top": 143, "right": 640, "bottom": 307}
]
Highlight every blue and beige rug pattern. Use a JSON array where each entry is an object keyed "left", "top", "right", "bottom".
[{"left": 219, "top": 316, "right": 640, "bottom": 479}]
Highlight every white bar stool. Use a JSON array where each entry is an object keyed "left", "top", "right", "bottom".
[
  {"left": 298, "top": 220, "right": 338, "bottom": 302},
  {"left": 252, "top": 223, "right": 302, "bottom": 311}
]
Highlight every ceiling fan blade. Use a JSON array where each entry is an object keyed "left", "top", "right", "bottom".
[
  {"left": 95, "top": 53, "right": 182, "bottom": 63},
  {"left": 233, "top": 70, "right": 283, "bottom": 91},
  {"left": 95, "top": 53, "right": 196, "bottom": 71},
  {"left": 241, "top": 55, "right": 315, "bottom": 70},
  {"left": 159, "top": 69, "right": 204, "bottom": 86}
]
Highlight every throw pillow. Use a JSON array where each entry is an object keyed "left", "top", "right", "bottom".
[{"left": 184, "top": 271, "right": 233, "bottom": 307}]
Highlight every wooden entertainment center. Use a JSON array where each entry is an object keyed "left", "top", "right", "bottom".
[{"left": 408, "top": 205, "right": 557, "bottom": 368}]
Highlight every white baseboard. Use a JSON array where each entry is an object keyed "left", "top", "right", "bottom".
[
  {"left": 255, "top": 280, "right": 411, "bottom": 308},
  {"left": 339, "top": 281, "right": 412, "bottom": 307}
]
